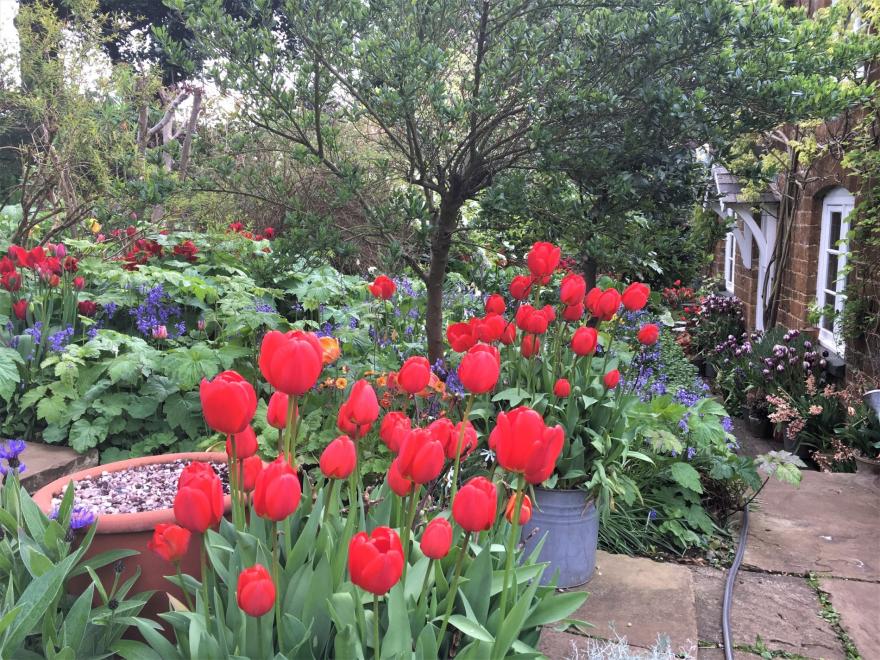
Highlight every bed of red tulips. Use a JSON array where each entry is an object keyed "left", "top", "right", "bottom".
[{"left": 127, "top": 240, "right": 667, "bottom": 659}]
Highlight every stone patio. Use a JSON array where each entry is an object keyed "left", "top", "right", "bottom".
[{"left": 539, "top": 467, "right": 880, "bottom": 659}]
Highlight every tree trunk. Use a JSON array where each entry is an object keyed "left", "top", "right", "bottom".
[
  {"left": 425, "top": 198, "right": 461, "bottom": 364},
  {"left": 581, "top": 254, "right": 598, "bottom": 289}
]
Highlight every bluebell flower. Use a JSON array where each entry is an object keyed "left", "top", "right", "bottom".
[
  {"left": 253, "top": 299, "right": 275, "bottom": 313},
  {"left": 721, "top": 417, "right": 734, "bottom": 433},
  {"left": 678, "top": 417, "right": 689, "bottom": 433},
  {"left": 647, "top": 509, "right": 658, "bottom": 522},
  {"left": 686, "top": 447, "right": 696, "bottom": 460},
  {"left": 0, "top": 439, "right": 26, "bottom": 460},
  {"left": 104, "top": 301, "right": 118, "bottom": 318},
  {"left": 407, "top": 308, "right": 420, "bottom": 319},
  {"left": 51, "top": 504, "right": 97, "bottom": 530},
  {"left": 24, "top": 321, "right": 43, "bottom": 346},
  {"left": 348, "top": 317, "right": 359, "bottom": 329},
  {"left": 47, "top": 325, "right": 75, "bottom": 352},
  {"left": 405, "top": 325, "right": 413, "bottom": 336}
]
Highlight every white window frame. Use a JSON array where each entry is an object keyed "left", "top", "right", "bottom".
[
  {"left": 815, "top": 187, "right": 853, "bottom": 354},
  {"left": 724, "top": 231, "right": 736, "bottom": 293}
]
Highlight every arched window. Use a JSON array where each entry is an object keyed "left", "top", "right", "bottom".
[
  {"left": 724, "top": 232, "right": 736, "bottom": 293},
  {"left": 815, "top": 187, "right": 854, "bottom": 353}
]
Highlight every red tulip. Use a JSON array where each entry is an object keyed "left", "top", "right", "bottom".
[
  {"left": 521, "top": 334, "right": 541, "bottom": 358},
  {"left": 320, "top": 435, "right": 357, "bottom": 479},
  {"left": 398, "top": 356, "right": 431, "bottom": 394},
  {"left": 458, "top": 343, "right": 501, "bottom": 394},
  {"left": 509, "top": 274, "right": 533, "bottom": 300},
  {"left": 174, "top": 462, "right": 224, "bottom": 533},
  {"left": 337, "top": 402, "right": 371, "bottom": 439},
  {"left": 72, "top": 276, "right": 85, "bottom": 290},
  {"left": 397, "top": 428, "right": 445, "bottom": 484},
  {"left": 348, "top": 527, "right": 404, "bottom": 595},
  {"left": 225, "top": 426, "right": 258, "bottom": 459},
  {"left": 1, "top": 271, "right": 21, "bottom": 292},
  {"left": 237, "top": 564, "right": 275, "bottom": 617},
  {"left": 595, "top": 289, "right": 622, "bottom": 321},
  {"left": 380, "top": 412, "right": 411, "bottom": 453},
  {"left": 637, "top": 323, "right": 660, "bottom": 345},
  {"left": 47, "top": 274, "right": 60, "bottom": 288},
  {"left": 148, "top": 523, "right": 191, "bottom": 563},
  {"left": 368, "top": 274, "right": 396, "bottom": 299},
  {"left": 562, "top": 303, "right": 584, "bottom": 322},
  {"left": 584, "top": 287, "right": 601, "bottom": 314},
  {"left": 238, "top": 455, "right": 263, "bottom": 492},
  {"left": 452, "top": 476, "right": 497, "bottom": 532},
  {"left": 505, "top": 494, "right": 532, "bottom": 525},
  {"left": 489, "top": 407, "right": 565, "bottom": 484},
  {"left": 476, "top": 314, "right": 506, "bottom": 343},
  {"left": 266, "top": 391, "right": 293, "bottom": 430},
  {"left": 387, "top": 457, "right": 414, "bottom": 496},
  {"left": 526, "top": 242, "right": 561, "bottom": 282},
  {"left": 420, "top": 517, "right": 453, "bottom": 559},
  {"left": 485, "top": 294, "right": 506, "bottom": 315},
  {"left": 500, "top": 321, "right": 516, "bottom": 345},
  {"left": 603, "top": 369, "right": 620, "bottom": 389},
  {"left": 560, "top": 273, "right": 586, "bottom": 306},
  {"left": 0, "top": 257, "right": 14, "bottom": 273},
  {"left": 259, "top": 330, "right": 323, "bottom": 395},
  {"left": 429, "top": 418, "right": 478, "bottom": 459},
  {"left": 571, "top": 326, "right": 598, "bottom": 356},
  {"left": 199, "top": 370, "right": 257, "bottom": 435},
  {"left": 554, "top": 378, "right": 571, "bottom": 397},
  {"left": 253, "top": 457, "right": 301, "bottom": 521},
  {"left": 63, "top": 256, "right": 78, "bottom": 273},
  {"left": 515, "top": 304, "right": 549, "bottom": 335},
  {"left": 12, "top": 299, "right": 27, "bottom": 320},
  {"left": 621, "top": 282, "right": 650, "bottom": 311},
  {"left": 446, "top": 321, "right": 477, "bottom": 352}
]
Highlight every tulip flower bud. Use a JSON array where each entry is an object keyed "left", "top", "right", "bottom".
[
  {"left": 320, "top": 435, "right": 357, "bottom": 479},
  {"left": 348, "top": 527, "right": 404, "bottom": 595},
  {"left": 253, "top": 457, "right": 301, "bottom": 521},
  {"left": 237, "top": 564, "right": 276, "bottom": 617},
  {"left": 148, "top": 523, "right": 191, "bottom": 563},
  {"left": 452, "top": 476, "right": 498, "bottom": 532},
  {"left": 505, "top": 494, "right": 533, "bottom": 525},
  {"left": 420, "top": 517, "right": 453, "bottom": 559}
]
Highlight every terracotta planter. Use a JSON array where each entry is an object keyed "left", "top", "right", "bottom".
[
  {"left": 32, "top": 452, "right": 231, "bottom": 624},
  {"left": 854, "top": 454, "right": 880, "bottom": 476}
]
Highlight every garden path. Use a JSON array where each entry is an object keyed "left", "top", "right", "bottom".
[{"left": 540, "top": 418, "right": 880, "bottom": 660}]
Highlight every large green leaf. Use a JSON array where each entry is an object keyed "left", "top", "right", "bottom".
[
  {"left": 446, "top": 615, "right": 494, "bottom": 643},
  {"left": 0, "top": 347, "right": 22, "bottom": 403},
  {"left": 68, "top": 417, "right": 110, "bottom": 452},
  {"left": 669, "top": 462, "right": 703, "bottom": 494}
]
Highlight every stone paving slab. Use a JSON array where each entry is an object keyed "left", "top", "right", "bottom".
[
  {"left": 20, "top": 441, "right": 99, "bottom": 494},
  {"left": 744, "top": 470, "right": 880, "bottom": 581},
  {"left": 820, "top": 577, "right": 880, "bottom": 659},
  {"left": 697, "top": 648, "right": 763, "bottom": 659},
  {"left": 554, "top": 550, "right": 697, "bottom": 654},
  {"left": 691, "top": 566, "right": 844, "bottom": 659}
]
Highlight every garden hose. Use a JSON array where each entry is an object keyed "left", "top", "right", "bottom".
[{"left": 721, "top": 501, "right": 750, "bottom": 660}]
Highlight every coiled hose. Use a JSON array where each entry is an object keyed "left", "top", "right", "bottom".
[{"left": 721, "top": 502, "right": 750, "bottom": 660}]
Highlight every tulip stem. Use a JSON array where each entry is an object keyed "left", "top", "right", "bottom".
[
  {"left": 175, "top": 563, "right": 195, "bottom": 611},
  {"left": 372, "top": 594, "right": 381, "bottom": 659},
  {"left": 321, "top": 479, "right": 337, "bottom": 528},
  {"left": 227, "top": 436, "right": 243, "bottom": 530},
  {"left": 199, "top": 537, "right": 211, "bottom": 628},
  {"left": 450, "top": 394, "right": 475, "bottom": 500},
  {"left": 285, "top": 395, "right": 299, "bottom": 465},
  {"left": 498, "top": 475, "right": 525, "bottom": 624},
  {"left": 400, "top": 487, "right": 420, "bottom": 582},
  {"left": 273, "top": 522, "right": 283, "bottom": 650},
  {"left": 437, "top": 530, "right": 470, "bottom": 645},
  {"left": 417, "top": 559, "right": 433, "bottom": 610}
]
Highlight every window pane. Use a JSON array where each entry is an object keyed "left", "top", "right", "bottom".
[
  {"left": 831, "top": 211, "right": 842, "bottom": 244},
  {"left": 821, "top": 313, "right": 833, "bottom": 331},
  {"left": 825, "top": 253, "right": 839, "bottom": 291}
]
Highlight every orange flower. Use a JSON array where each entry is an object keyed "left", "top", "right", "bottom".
[
  {"left": 319, "top": 336, "right": 341, "bottom": 365},
  {"left": 335, "top": 377, "right": 348, "bottom": 390},
  {"left": 376, "top": 375, "right": 388, "bottom": 388}
]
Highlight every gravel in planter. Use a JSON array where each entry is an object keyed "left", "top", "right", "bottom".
[{"left": 49, "top": 459, "right": 230, "bottom": 517}]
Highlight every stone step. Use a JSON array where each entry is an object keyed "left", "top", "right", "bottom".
[{"left": 18, "top": 441, "right": 99, "bottom": 495}]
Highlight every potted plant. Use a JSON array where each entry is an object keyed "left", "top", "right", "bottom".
[
  {"left": 32, "top": 451, "right": 231, "bottom": 621},
  {"left": 445, "top": 253, "right": 656, "bottom": 588},
  {"left": 839, "top": 389, "right": 880, "bottom": 474}
]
